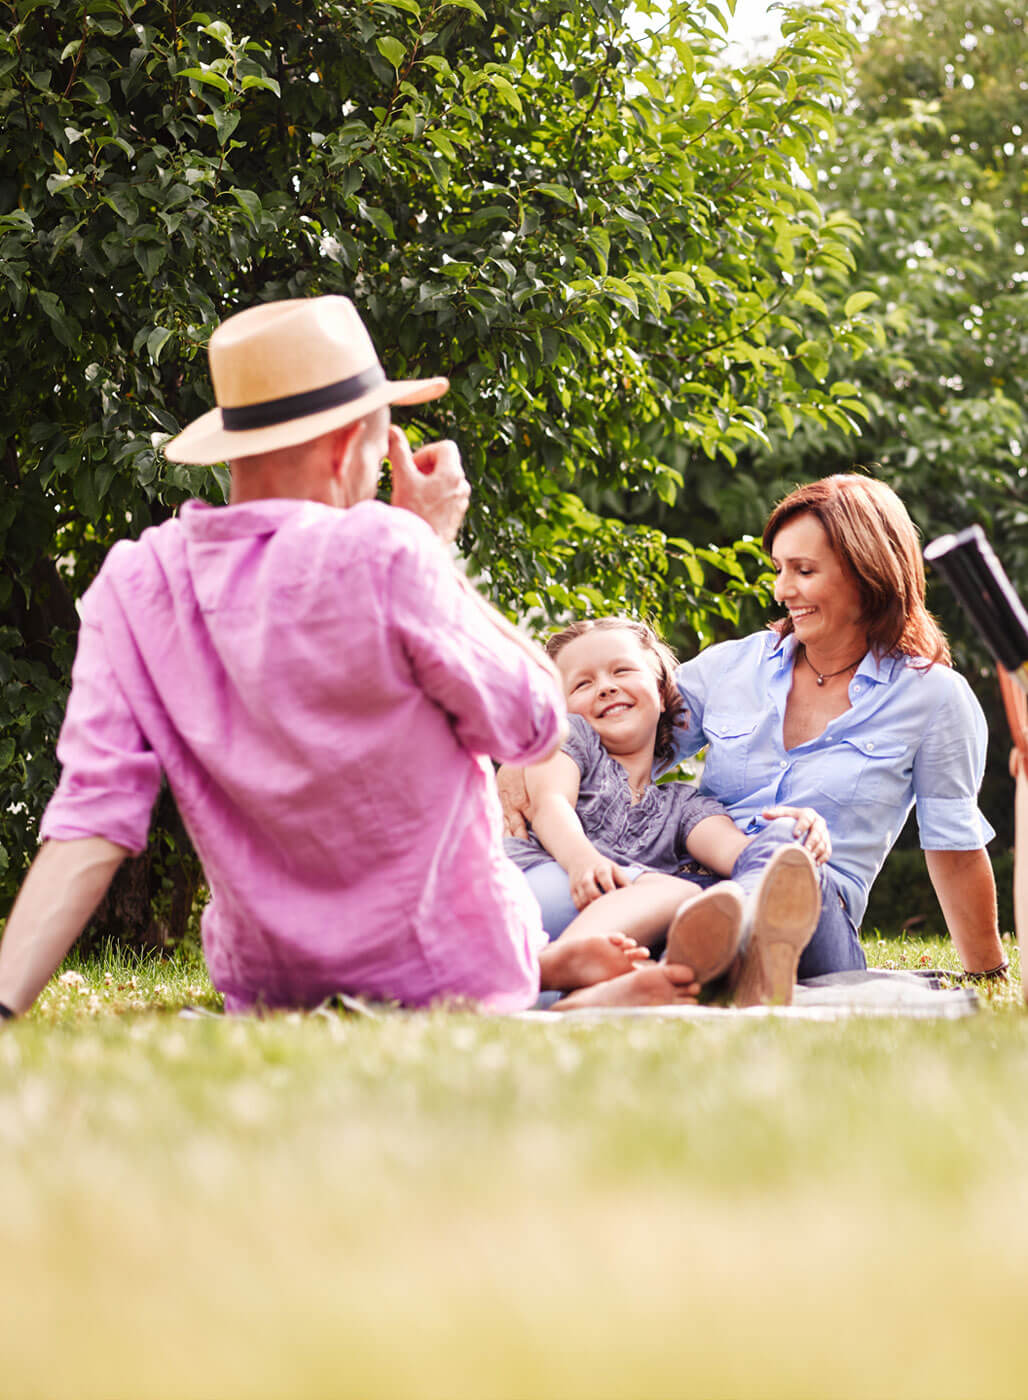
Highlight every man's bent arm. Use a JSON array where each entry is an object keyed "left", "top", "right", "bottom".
[
  {"left": 0, "top": 837, "right": 129, "bottom": 1016},
  {"left": 924, "top": 847, "right": 1006, "bottom": 973}
]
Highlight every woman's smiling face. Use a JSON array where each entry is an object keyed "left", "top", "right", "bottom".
[
  {"left": 770, "top": 511, "right": 866, "bottom": 656},
  {"left": 554, "top": 627, "right": 663, "bottom": 755}
]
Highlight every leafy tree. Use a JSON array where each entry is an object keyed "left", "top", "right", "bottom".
[
  {"left": 774, "top": 0, "right": 1027, "bottom": 573},
  {"left": 652, "top": 0, "right": 1028, "bottom": 844},
  {"left": 0, "top": 0, "right": 864, "bottom": 934}
]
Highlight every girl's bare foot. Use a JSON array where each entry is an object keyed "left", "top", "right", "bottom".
[
  {"left": 554, "top": 962, "right": 700, "bottom": 1010},
  {"left": 539, "top": 932, "right": 651, "bottom": 993}
]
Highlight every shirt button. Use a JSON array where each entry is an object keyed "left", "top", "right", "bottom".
[
  {"left": 866, "top": 742, "right": 875, "bottom": 752},
  {"left": 779, "top": 760, "right": 787, "bottom": 768}
]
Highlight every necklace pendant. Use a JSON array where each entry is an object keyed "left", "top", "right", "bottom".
[{"left": 816, "top": 674, "right": 825, "bottom": 686}]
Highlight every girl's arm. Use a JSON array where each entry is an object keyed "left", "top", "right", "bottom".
[
  {"left": 524, "top": 751, "right": 629, "bottom": 909},
  {"left": 686, "top": 807, "right": 832, "bottom": 876},
  {"left": 685, "top": 814, "right": 751, "bottom": 876}
]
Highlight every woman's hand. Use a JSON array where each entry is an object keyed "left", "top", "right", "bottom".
[
  {"left": 762, "top": 806, "right": 832, "bottom": 864},
  {"left": 567, "top": 854, "right": 630, "bottom": 910},
  {"left": 496, "top": 764, "right": 531, "bottom": 839}
]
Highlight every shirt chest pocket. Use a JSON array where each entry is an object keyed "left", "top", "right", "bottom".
[
  {"left": 819, "top": 737, "right": 911, "bottom": 806},
  {"left": 701, "top": 716, "right": 759, "bottom": 805}
]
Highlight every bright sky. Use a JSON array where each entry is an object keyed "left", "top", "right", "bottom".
[{"left": 722, "top": 0, "right": 784, "bottom": 56}]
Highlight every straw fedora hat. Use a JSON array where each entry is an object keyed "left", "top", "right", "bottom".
[{"left": 164, "top": 296, "right": 448, "bottom": 464}]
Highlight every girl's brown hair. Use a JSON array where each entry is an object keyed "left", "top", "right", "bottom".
[
  {"left": 544, "top": 618, "right": 686, "bottom": 767},
  {"left": 762, "top": 474, "right": 950, "bottom": 667}
]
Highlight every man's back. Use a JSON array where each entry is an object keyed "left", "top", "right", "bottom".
[{"left": 41, "top": 497, "right": 563, "bottom": 1012}]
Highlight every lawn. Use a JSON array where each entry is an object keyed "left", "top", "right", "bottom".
[{"left": 1, "top": 933, "right": 1026, "bottom": 1400}]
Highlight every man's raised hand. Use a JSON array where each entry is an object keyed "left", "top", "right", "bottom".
[{"left": 388, "top": 424, "right": 471, "bottom": 544}]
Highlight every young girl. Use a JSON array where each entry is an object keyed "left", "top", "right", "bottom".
[{"left": 505, "top": 618, "right": 830, "bottom": 1007}]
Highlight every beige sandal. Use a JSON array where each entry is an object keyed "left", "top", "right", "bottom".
[
  {"left": 665, "top": 882, "right": 746, "bottom": 985},
  {"left": 732, "top": 846, "right": 821, "bottom": 1008}
]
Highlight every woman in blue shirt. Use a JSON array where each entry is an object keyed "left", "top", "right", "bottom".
[{"left": 502, "top": 474, "right": 1006, "bottom": 984}]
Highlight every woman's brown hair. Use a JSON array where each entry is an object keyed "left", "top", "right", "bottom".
[
  {"left": 762, "top": 474, "right": 950, "bottom": 667},
  {"left": 544, "top": 617, "right": 687, "bottom": 767}
]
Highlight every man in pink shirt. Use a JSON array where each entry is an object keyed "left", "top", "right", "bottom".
[{"left": 0, "top": 297, "right": 656, "bottom": 1018}]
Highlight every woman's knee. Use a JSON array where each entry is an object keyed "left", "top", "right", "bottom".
[
  {"left": 762, "top": 815, "right": 799, "bottom": 843},
  {"left": 522, "top": 861, "right": 578, "bottom": 941}
]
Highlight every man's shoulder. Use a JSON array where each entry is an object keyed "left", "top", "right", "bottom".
[
  {"left": 333, "top": 500, "right": 443, "bottom": 559},
  {"left": 88, "top": 516, "right": 184, "bottom": 588}
]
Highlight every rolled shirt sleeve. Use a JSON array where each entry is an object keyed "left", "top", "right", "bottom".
[
  {"left": 386, "top": 513, "right": 565, "bottom": 766},
  {"left": 912, "top": 670, "right": 996, "bottom": 850},
  {"left": 39, "top": 610, "right": 162, "bottom": 853}
]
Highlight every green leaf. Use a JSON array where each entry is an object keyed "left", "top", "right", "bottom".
[
  {"left": 794, "top": 286, "right": 829, "bottom": 316},
  {"left": 536, "top": 182, "right": 575, "bottom": 206},
  {"left": 427, "top": 129, "right": 456, "bottom": 161},
  {"left": 177, "top": 66, "right": 232, "bottom": 93},
  {"left": 228, "top": 186, "right": 262, "bottom": 224},
  {"left": 486, "top": 72, "right": 523, "bottom": 115},
  {"left": 133, "top": 241, "right": 165, "bottom": 282},
  {"left": 212, "top": 107, "right": 241, "bottom": 145},
  {"left": 80, "top": 73, "right": 110, "bottom": 103},
  {"left": 201, "top": 20, "right": 234, "bottom": 46},
  {"left": 241, "top": 73, "right": 281, "bottom": 97},
  {"left": 360, "top": 203, "right": 396, "bottom": 239},
  {"left": 147, "top": 327, "right": 173, "bottom": 364},
  {"left": 844, "top": 290, "right": 879, "bottom": 317},
  {"left": 376, "top": 36, "right": 406, "bottom": 71}
]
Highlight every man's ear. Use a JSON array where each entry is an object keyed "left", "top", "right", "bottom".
[{"left": 329, "top": 419, "right": 364, "bottom": 483}]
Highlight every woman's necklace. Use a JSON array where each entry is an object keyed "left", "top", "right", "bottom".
[{"left": 800, "top": 646, "right": 863, "bottom": 687}]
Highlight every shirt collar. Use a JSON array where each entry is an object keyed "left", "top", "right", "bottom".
[
  {"left": 767, "top": 629, "right": 899, "bottom": 686},
  {"left": 180, "top": 496, "right": 327, "bottom": 541}
]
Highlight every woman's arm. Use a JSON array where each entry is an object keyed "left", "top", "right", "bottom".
[
  {"left": 924, "top": 848, "right": 1007, "bottom": 974},
  {"left": 524, "top": 751, "right": 629, "bottom": 909}
]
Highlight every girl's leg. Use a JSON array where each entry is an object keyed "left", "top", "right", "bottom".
[
  {"left": 519, "top": 861, "right": 655, "bottom": 993},
  {"left": 555, "top": 872, "right": 706, "bottom": 951},
  {"left": 521, "top": 860, "right": 706, "bottom": 950}
]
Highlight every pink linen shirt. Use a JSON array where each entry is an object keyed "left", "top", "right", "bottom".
[{"left": 41, "top": 497, "right": 564, "bottom": 1013}]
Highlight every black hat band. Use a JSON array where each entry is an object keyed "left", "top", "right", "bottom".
[{"left": 220, "top": 365, "right": 387, "bottom": 432}]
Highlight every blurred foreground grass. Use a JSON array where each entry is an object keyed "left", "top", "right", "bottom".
[{"left": 1, "top": 934, "right": 1027, "bottom": 1400}]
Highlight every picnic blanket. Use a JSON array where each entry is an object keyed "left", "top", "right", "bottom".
[
  {"left": 519, "top": 968, "right": 979, "bottom": 1022},
  {"left": 179, "top": 969, "right": 980, "bottom": 1021}
]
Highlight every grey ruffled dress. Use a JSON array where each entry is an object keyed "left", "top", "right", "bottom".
[{"left": 504, "top": 714, "right": 729, "bottom": 880}]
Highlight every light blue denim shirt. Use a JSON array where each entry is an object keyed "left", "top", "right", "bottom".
[{"left": 670, "top": 630, "right": 996, "bottom": 927}]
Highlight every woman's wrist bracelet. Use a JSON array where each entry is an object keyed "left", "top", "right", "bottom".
[
  {"left": 0, "top": 1001, "right": 15, "bottom": 1021},
  {"left": 959, "top": 960, "right": 1010, "bottom": 982}
]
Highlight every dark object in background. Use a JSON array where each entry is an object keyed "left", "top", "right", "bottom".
[
  {"left": 924, "top": 525, "right": 1028, "bottom": 693},
  {"left": 925, "top": 526, "right": 1027, "bottom": 1001}
]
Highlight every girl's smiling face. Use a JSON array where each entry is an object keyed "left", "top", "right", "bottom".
[{"left": 554, "top": 627, "right": 664, "bottom": 756}]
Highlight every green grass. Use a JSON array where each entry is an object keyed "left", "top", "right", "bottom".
[{"left": 1, "top": 933, "right": 1027, "bottom": 1400}]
